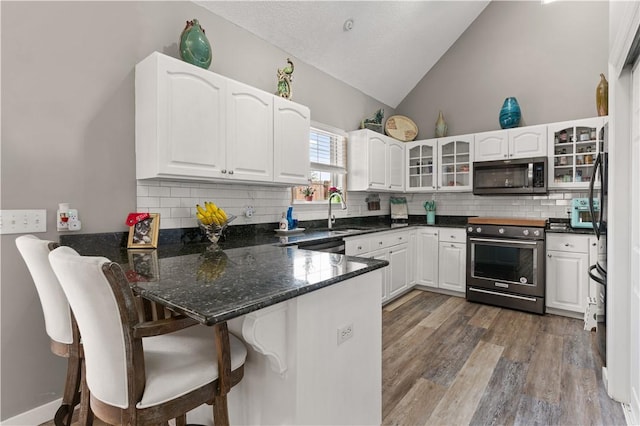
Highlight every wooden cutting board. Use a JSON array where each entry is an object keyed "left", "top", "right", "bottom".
[{"left": 467, "top": 217, "right": 547, "bottom": 227}]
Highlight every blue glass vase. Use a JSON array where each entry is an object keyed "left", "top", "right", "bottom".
[{"left": 499, "top": 97, "right": 521, "bottom": 129}]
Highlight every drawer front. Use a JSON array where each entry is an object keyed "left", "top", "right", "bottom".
[
  {"left": 546, "top": 234, "right": 589, "bottom": 252},
  {"left": 438, "top": 228, "right": 466, "bottom": 243},
  {"left": 372, "top": 231, "right": 409, "bottom": 249},
  {"left": 345, "top": 238, "right": 370, "bottom": 256}
]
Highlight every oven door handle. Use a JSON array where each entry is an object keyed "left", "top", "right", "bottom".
[
  {"left": 468, "top": 237, "right": 539, "bottom": 246},
  {"left": 468, "top": 287, "right": 538, "bottom": 302}
]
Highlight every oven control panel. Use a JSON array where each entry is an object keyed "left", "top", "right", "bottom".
[{"left": 467, "top": 224, "right": 545, "bottom": 240}]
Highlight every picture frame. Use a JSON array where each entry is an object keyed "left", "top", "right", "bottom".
[
  {"left": 127, "top": 213, "right": 160, "bottom": 249},
  {"left": 126, "top": 249, "right": 159, "bottom": 282}
]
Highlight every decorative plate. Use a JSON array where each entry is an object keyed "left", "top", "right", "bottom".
[{"left": 385, "top": 115, "right": 418, "bottom": 141}]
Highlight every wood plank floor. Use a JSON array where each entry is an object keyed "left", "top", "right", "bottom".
[
  {"left": 382, "top": 290, "right": 627, "bottom": 426},
  {"left": 43, "top": 289, "right": 626, "bottom": 425}
]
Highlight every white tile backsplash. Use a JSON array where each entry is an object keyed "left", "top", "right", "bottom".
[{"left": 137, "top": 180, "right": 588, "bottom": 229}]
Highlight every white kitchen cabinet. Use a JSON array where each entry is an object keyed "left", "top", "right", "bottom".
[
  {"left": 437, "top": 136, "right": 473, "bottom": 191},
  {"left": 226, "top": 79, "right": 273, "bottom": 182},
  {"left": 474, "top": 125, "right": 547, "bottom": 162},
  {"left": 437, "top": 229, "right": 466, "bottom": 293},
  {"left": 405, "top": 136, "right": 472, "bottom": 192},
  {"left": 546, "top": 233, "right": 594, "bottom": 315},
  {"left": 474, "top": 130, "right": 508, "bottom": 162},
  {"left": 135, "top": 52, "right": 309, "bottom": 185},
  {"left": 388, "top": 244, "right": 409, "bottom": 299},
  {"left": 273, "top": 96, "right": 311, "bottom": 185},
  {"left": 136, "top": 51, "right": 226, "bottom": 180},
  {"left": 347, "top": 129, "right": 404, "bottom": 191},
  {"left": 344, "top": 230, "right": 410, "bottom": 304},
  {"left": 414, "top": 227, "right": 466, "bottom": 295},
  {"left": 405, "top": 139, "right": 438, "bottom": 192},
  {"left": 547, "top": 116, "right": 606, "bottom": 189},
  {"left": 415, "top": 228, "right": 439, "bottom": 288}
]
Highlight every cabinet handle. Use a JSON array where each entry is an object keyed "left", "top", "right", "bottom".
[
  {"left": 504, "top": 154, "right": 508, "bottom": 158},
  {"left": 451, "top": 244, "right": 455, "bottom": 248},
  {"left": 379, "top": 241, "right": 383, "bottom": 245},
  {"left": 548, "top": 254, "right": 552, "bottom": 257},
  {"left": 450, "top": 235, "right": 455, "bottom": 239},
  {"left": 229, "top": 170, "right": 234, "bottom": 175},
  {"left": 592, "top": 242, "right": 597, "bottom": 246},
  {"left": 357, "top": 245, "right": 362, "bottom": 250},
  {"left": 564, "top": 243, "right": 570, "bottom": 247},
  {"left": 221, "top": 169, "right": 227, "bottom": 174}
]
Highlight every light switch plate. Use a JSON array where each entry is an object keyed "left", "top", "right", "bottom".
[{"left": 0, "top": 209, "right": 47, "bottom": 234}]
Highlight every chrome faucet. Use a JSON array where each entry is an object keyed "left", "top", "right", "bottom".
[{"left": 328, "top": 193, "right": 347, "bottom": 229}]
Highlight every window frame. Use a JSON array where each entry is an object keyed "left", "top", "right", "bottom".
[{"left": 292, "top": 121, "right": 348, "bottom": 206}]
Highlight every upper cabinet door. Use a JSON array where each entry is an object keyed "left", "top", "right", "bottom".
[
  {"left": 547, "top": 117, "right": 605, "bottom": 188},
  {"left": 437, "top": 136, "right": 473, "bottom": 191},
  {"left": 474, "top": 131, "right": 508, "bottom": 162},
  {"left": 136, "top": 53, "right": 227, "bottom": 179},
  {"left": 509, "top": 124, "right": 547, "bottom": 159},
  {"left": 406, "top": 140, "right": 438, "bottom": 192},
  {"left": 368, "top": 134, "right": 389, "bottom": 190},
  {"left": 388, "top": 140, "right": 405, "bottom": 190},
  {"left": 273, "top": 97, "right": 311, "bottom": 185},
  {"left": 226, "top": 80, "right": 273, "bottom": 182}
]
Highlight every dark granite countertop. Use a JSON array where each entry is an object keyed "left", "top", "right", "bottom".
[
  {"left": 127, "top": 244, "right": 387, "bottom": 325},
  {"left": 59, "top": 215, "right": 470, "bottom": 325}
]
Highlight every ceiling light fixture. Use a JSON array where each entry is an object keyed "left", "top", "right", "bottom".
[{"left": 343, "top": 19, "right": 354, "bottom": 32}]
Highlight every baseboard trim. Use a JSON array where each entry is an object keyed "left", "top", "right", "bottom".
[{"left": 1, "top": 398, "right": 60, "bottom": 425}]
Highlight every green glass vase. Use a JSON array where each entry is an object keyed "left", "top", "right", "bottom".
[{"left": 179, "top": 19, "right": 212, "bottom": 69}]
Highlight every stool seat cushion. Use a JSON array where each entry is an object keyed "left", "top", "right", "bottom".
[{"left": 138, "top": 325, "right": 247, "bottom": 409}]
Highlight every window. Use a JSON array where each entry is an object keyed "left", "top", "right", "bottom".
[{"left": 292, "top": 123, "right": 347, "bottom": 203}]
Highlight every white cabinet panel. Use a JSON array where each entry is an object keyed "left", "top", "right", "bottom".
[
  {"left": 388, "top": 245, "right": 409, "bottom": 298},
  {"left": 227, "top": 80, "right": 273, "bottom": 182},
  {"left": 347, "top": 130, "right": 404, "bottom": 191},
  {"left": 474, "top": 131, "right": 508, "bottom": 161},
  {"left": 438, "top": 241, "right": 466, "bottom": 293},
  {"left": 136, "top": 53, "right": 227, "bottom": 179},
  {"left": 273, "top": 97, "right": 310, "bottom": 184},
  {"left": 546, "top": 250, "right": 588, "bottom": 312},
  {"left": 509, "top": 125, "right": 547, "bottom": 159},
  {"left": 416, "top": 229, "right": 439, "bottom": 288}
]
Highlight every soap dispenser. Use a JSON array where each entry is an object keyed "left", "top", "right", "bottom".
[{"left": 279, "top": 213, "right": 289, "bottom": 231}]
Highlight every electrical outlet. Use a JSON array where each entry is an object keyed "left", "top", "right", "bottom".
[
  {"left": 58, "top": 208, "right": 80, "bottom": 231},
  {"left": 337, "top": 323, "right": 354, "bottom": 345},
  {"left": 0, "top": 209, "right": 47, "bottom": 234},
  {"left": 245, "top": 206, "right": 254, "bottom": 218}
]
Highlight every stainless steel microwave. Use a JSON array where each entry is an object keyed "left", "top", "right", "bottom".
[{"left": 473, "top": 157, "right": 547, "bottom": 195}]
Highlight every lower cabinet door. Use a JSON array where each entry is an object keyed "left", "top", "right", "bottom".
[
  {"left": 368, "top": 249, "right": 389, "bottom": 303},
  {"left": 416, "top": 230, "right": 439, "bottom": 288},
  {"left": 546, "top": 250, "right": 588, "bottom": 313},
  {"left": 388, "top": 244, "right": 409, "bottom": 299},
  {"left": 438, "top": 242, "right": 466, "bottom": 293}
]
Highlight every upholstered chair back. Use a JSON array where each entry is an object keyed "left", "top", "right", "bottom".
[
  {"left": 49, "top": 246, "right": 136, "bottom": 409},
  {"left": 16, "top": 235, "right": 72, "bottom": 344}
]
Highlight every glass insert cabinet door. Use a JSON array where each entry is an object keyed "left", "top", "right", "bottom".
[
  {"left": 406, "top": 141, "right": 437, "bottom": 191},
  {"left": 438, "top": 137, "right": 472, "bottom": 191},
  {"left": 547, "top": 117, "right": 606, "bottom": 188}
]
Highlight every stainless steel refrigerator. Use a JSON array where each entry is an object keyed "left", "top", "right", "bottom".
[{"left": 589, "top": 123, "right": 608, "bottom": 364}]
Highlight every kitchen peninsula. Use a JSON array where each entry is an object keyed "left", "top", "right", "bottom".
[{"left": 123, "top": 242, "right": 387, "bottom": 425}]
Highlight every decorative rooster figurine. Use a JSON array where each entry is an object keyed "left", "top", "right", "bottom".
[{"left": 277, "top": 58, "right": 294, "bottom": 99}]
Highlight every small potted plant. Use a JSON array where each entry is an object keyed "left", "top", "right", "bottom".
[{"left": 302, "top": 186, "right": 315, "bottom": 201}]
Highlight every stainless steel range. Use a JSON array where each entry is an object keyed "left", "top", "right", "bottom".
[{"left": 466, "top": 217, "right": 547, "bottom": 314}]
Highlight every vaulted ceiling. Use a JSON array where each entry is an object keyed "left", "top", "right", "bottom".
[{"left": 196, "top": 1, "right": 490, "bottom": 108}]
